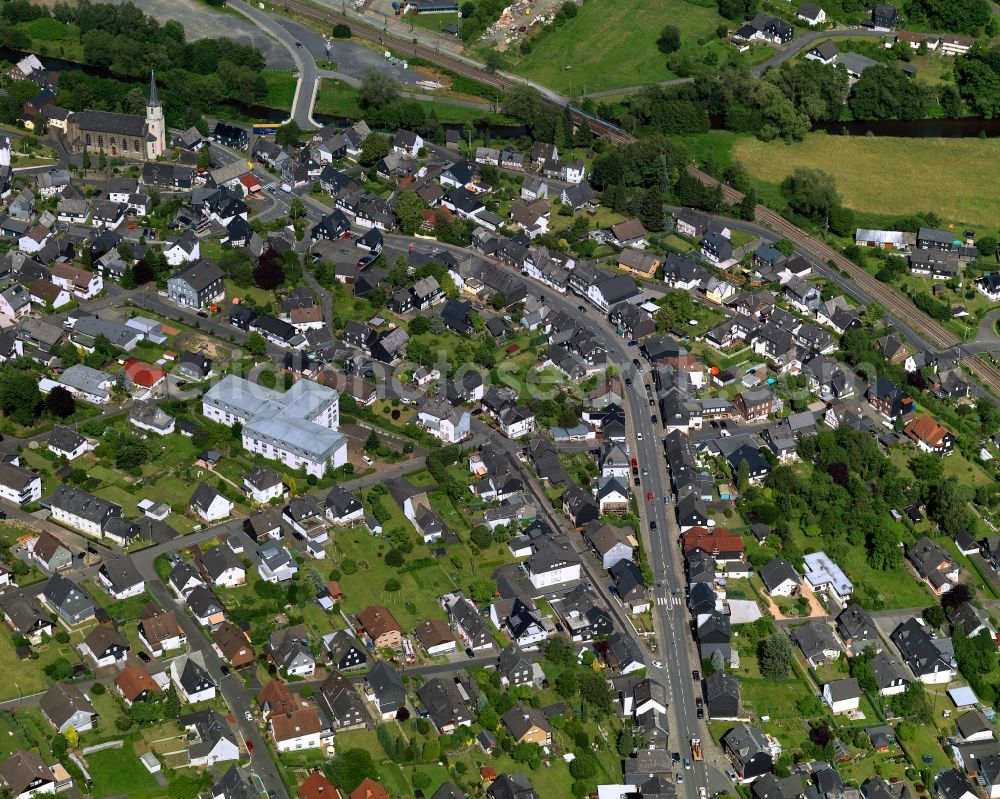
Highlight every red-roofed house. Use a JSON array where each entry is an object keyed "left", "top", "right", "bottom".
[
  {"left": 681, "top": 526, "right": 745, "bottom": 563},
  {"left": 904, "top": 415, "right": 955, "bottom": 455},
  {"left": 239, "top": 174, "right": 261, "bottom": 195},
  {"left": 349, "top": 779, "right": 388, "bottom": 799},
  {"left": 297, "top": 770, "right": 338, "bottom": 799},
  {"left": 123, "top": 358, "right": 167, "bottom": 390}
]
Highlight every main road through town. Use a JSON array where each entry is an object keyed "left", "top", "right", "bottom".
[{"left": 386, "top": 234, "right": 714, "bottom": 795}]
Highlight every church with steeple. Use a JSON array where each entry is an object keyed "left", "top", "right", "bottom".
[{"left": 66, "top": 72, "right": 167, "bottom": 161}]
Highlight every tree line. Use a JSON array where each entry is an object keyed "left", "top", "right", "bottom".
[{"left": 9, "top": 0, "right": 269, "bottom": 129}]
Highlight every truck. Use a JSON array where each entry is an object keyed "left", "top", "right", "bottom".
[{"left": 690, "top": 738, "right": 703, "bottom": 761}]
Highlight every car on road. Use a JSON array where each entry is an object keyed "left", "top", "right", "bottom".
[
  {"left": 624, "top": 378, "right": 632, "bottom": 386},
  {"left": 221, "top": 664, "right": 230, "bottom": 675},
  {"left": 677, "top": 773, "right": 684, "bottom": 784},
  {"left": 268, "top": 792, "right": 276, "bottom": 799},
  {"left": 642, "top": 467, "right": 648, "bottom": 476},
  {"left": 720, "top": 421, "right": 728, "bottom": 429},
  {"left": 646, "top": 491, "right": 654, "bottom": 502},
  {"left": 245, "top": 711, "right": 253, "bottom": 722},
  {"left": 362, "top": 455, "right": 374, "bottom": 466},
  {"left": 649, "top": 520, "right": 657, "bottom": 530},
  {"left": 651, "top": 415, "right": 657, "bottom": 424},
  {"left": 652, "top": 659, "right": 663, "bottom": 668},
  {"left": 632, "top": 359, "right": 641, "bottom": 367},
  {"left": 295, "top": 41, "right": 302, "bottom": 47},
  {"left": 577, "top": 305, "right": 586, "bottom": 312},
  {"left": 633, "top": 477, "right": 640, "bottom": 487},
  {"left": 137, "top": 652, "right": 150, "bottom": 663},
  {"left": 726, "top": 770, "right": 739, "bottom": 783},
  {"left": 684, "top": 759, "right": 691, "bottom": 770},
  {"left": 246, "top": 741, "right": 254, "bottom": 753},
  {"left": 692, "top": 669, "right": 700, "bottom": 680},
  {"left": 672, "top": 752, "right": 681, "bottom": 764},
  {"left": 637, "top": 432, "right": 643, "bottom": 440},
  {"left": 721, "top": 428, "right": 731, "bottom": 437},
  {"left": 196, "top": 311, "right": 208, "bottom": 318},
  {"left": 628, "top": 339, "right": 637, "bottom": 346},
  {"left": 710, "top": 420, "right": 718, "bottom": 429},
  {"left": 465, "top": 647, "right": 475, "bottom": 658}
]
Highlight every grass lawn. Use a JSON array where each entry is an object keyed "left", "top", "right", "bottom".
[
  {"left": 732, "top": 133, "right": 1000, "bottom": 227},
  {"left": 0, "top": 628, "right": 49, "bottom": 700},
  {"left": 329, "top": 526, "right": 457, "bottom": 626},
  {"left": 402, "top": 10, "right": 459, "bottom": 34},
  {"left": 16, "top": 17, "right": 84, "bottom": 60},
  {"left": 506, "top": 0, "right": 725, "bottom": 93},
  {"left": 314, "top": 79, "right": 516, "bottom": 127},
  {"left": 261, "top": 70, "right": 298, "bottom": 112},
  {"left": 0, "top": 708, "right": 53, "bottom": 762},
  {"left": 86, "top": 741, "right": 159, "bottom": 798}
]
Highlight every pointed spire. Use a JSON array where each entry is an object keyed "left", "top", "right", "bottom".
[{"left": 148, "top": 71, "right": 160, "bottom": 108}]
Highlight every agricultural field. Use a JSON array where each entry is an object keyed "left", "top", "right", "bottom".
[{"left": 732, "top": 134, "right": 1000, "bottom": 228}]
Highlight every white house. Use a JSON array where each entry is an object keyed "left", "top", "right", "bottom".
[
  {"left": 526, "top": 543, "right": 581, "bottom": 591},
  {"left": 190, "top": 483, "right": 233, "bottom": 523},
  {"left": 243, "top": 466, "right": 284, "bottom": 505},
  {"left": 759, "top": 559, "right": 800, "bottom": 598},
  {"left": 0, "top": 463, "right": 41, "bottom": 506},
  {"left": 822, "top": 678, "right": 861, "bottom": 715},
  {"left": 796, "top": 3, "right": 826, "bottom": 24},
  {"left": 171, "top": 654, "right": 217, "bottom": 703},
  {"left": 164, "top": 231, "right": 200, "bottom": 266},
  {"left": 417, "top": 400, "right": 470, "bottom": 443}
]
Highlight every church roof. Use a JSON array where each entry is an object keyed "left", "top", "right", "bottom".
[{"left": 70, "top": 110, "right": 148, "bottom": 138}]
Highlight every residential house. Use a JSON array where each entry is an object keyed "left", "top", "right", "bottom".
[
  {"left": 723, "top": 724, "right": 774, "bottom": 781},
  {"left": 190, "top": 483, "right": 234, "bottom": 523},
  {"left": 97, "top": 558, "right": 144, "bottom": 600},
  {"left": 40, "top": 683, "right": 96, "bottom": 733},
  {"left": 501, "top": 703, "right": 551, "bottom": 745},
  {"left": 138, "top": 603, "right": 186, "bottom": 656},
  {"left": 417, "top": 678, "right": 472, "bottom": 734},
  {"left": 705, "top": 670, "right": 740, "bottom": 720},
  {"left": 891, "top": 617, "right": 956, "bottom": 684},
  {"left": 357, "top": 605, "right": 403, "bottom": 651},
  {"left": 907, "top": 537, "right": 960, "bottom": 594},
  {"left": 823, "top": 678, "right": 861, "bottom": 714},
  {"left": 40, "top": 574, "right": 93, "bottom": 624},
  {"left": 904, "top": 415, "right": 955, "bottom": 455},
  {"left": 171, "top": 653, "right": 217, "bottom": 703},
  {"left": 364, "top": 661, "right": 405, "bottom": 719}
]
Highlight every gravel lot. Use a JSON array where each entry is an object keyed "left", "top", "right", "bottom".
[{"left": 110, "top": 0, "right": 295, "bottom": 68}]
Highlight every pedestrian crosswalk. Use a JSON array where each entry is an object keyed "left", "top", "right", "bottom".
[
  {"left": 656, "top": 595, "right": 684, "bottom": 606},
  {"left": 261, "top": 181, "right": 279, "bottom": 191}
]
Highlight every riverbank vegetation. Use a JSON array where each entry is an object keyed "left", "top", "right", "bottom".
[{"left": 0, "top": 0, "right": 269, "bottom": 129}]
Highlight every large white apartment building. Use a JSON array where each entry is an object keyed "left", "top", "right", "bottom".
[{"left": 202, "top": 376, "right": 347, "bottom": 477}]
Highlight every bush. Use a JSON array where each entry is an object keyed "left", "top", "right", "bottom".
[
  {"left": 332, "top": 23, "right": 351, "bottom": 38},
  {"left": 91, "top": 682, "right": 106, "bottom": 695}
]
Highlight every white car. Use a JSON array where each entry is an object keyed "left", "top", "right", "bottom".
[
  {"left": 362, "top": 455, "right": 374, "bottom": 465},
  {"left": 637, "top": 432, "right": 643, "bottom": 440},
  {"left": 244, "top": 711, "right": 253, "bottom": 722},
  {"left": 652, "top": 659, "right": 663, "bottom": 668}
]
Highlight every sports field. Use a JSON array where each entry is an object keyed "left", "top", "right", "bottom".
[{"left": 733, "top": 133, "right": 1000, "bottom": 227}]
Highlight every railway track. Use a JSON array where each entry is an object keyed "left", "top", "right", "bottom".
[
  {"left": 688, "top": 167, "right": 1000, "bottom": 396},
  {"left": 279, "top": 0, "right": 1000, "bottom": 395}
]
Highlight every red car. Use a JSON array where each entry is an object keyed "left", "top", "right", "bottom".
[
  {"left": 246, "top": 741, "right": 254, "bottom": 753},
  {"left": 646, "top": 492, "right": 654, "bottom": 503}
]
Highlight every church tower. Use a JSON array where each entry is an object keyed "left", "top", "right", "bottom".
[{"left": 145, "top": 71, "right": 166, "bottom": 159}]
